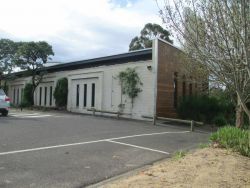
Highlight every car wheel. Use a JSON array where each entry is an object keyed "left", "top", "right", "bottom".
[{"left": 2, "top": 111, "right": 8, "bottom": 116}]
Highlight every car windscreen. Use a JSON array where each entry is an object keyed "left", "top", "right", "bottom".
[{"left": 0, "top": 89, "right": 5, "bottom": 95}]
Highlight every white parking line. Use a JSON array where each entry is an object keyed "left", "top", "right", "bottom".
[
  {"left": 107, "top": 140, "right": 170, "bottom": 155},
  {"left": 0, "top": 131, "right": 189, "bottom": 156},
  {"left": 9, "top": 113, "right": 52, "bottom": 118},
  {"left": 9, "top": 113, "right": 40, "bottom": 115},
  {"left": 18, "top": 115, "right": 52, "bottom": 118},
  {"left": 110, "top": 131, "right": 190, "bottom": 140},
  {"left": 0, "top": 140, "right": 106, "bottom": 156}
]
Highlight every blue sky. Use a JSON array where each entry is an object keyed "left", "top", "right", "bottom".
[{"left": 0, "top": 0, "right": 167, "bottom": 62}]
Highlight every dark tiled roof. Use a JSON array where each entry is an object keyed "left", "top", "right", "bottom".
[{"left": 12, "top": 48, "right": 152, "bottom": 77}]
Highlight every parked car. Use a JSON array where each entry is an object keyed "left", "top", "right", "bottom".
[{"left": 0, "top": 89, "right": 10, "bottom": 116}]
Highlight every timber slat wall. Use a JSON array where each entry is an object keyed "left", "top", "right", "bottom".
[{"left": 156, "top": 40, "right": 201, "bottom": 118}]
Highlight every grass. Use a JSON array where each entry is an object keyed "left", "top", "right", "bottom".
[
  {"left": 210, "top": 126, "right": 250, "bottom": 157},
  {"left": 173, "top": 150, "right": 186, "bottom": 160},
  {"left": 199, "top": 143, "right": 209, "bottom": 149}
]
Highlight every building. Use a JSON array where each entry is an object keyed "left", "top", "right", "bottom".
[{"left": 5, "top": 39, "right": 202, "bottom": 120}]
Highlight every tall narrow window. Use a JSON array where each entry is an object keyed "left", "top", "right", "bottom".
[
  {"left": 182, "top": 76, "right": 186, "bottom": 97},
  {"left": 173, "top": 72, "right": 178, "bottom": 108},
  {"left": 13, "top": 88, "right": 16, "bottom": 104},
  {"left": 17, "top": 88, "right": 19, "bottom": 105},
  {"left": 195, "top": 83, "right": 198, "bottom": 94},
  {"left": 202, "top": 82, "right": 208, "bottom": 93},
  {"left": 83, "top": 84, "right": 87, "bottom": 107},
  {"left": 39, "top": 87, "right": 42, "bottom": 106},
  {"left": 44, "top": 87, "right": 47, "bottom": 106},
  {"left": 21, "top": 88, "right": 24, "bottom": 103},
  {"left": 76, "top": 84, "right": 79, "bottom": 107},
  {"left": 91, "top": 83, "right": 95, "bottom": 107},
  {"left": 49, "top": 86, "right": 53, "bottom": 106},
  {"left": 189, "top": 83, "right": 193, "bottom": 96}
]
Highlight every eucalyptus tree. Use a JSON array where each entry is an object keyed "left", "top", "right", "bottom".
[
  {"left": 15, "top": 41, "right": 54, "bottom": 104},
  {"left": 157, "top": 0, "right": 250, "bottom": 127},
  {"left": 0, "top": 39, "right": 18, "bottom": 87},
  {"left": 129, "top": 23, "right": 173, "bottom": 51}
]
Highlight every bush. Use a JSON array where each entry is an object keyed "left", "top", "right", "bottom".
[
  {"left": 213, "top": 115, "right": 227, "bottom": 127},
  {"left": 210, "top": 126, "right": 250, "bottom": 157},
  {"left": 177, "top": 95, "right": 234, "bottom": 124},
  {"left": 178, "top": 95, "right": 220, "bottom": 123},
  {"left": 53, "top": 77, "right": 68, "bottom": 107},
  {"left": 0, "top": 82, "right": 9, "bottom": 95},
  {"left": 20, "top": 83, "right": 33, "bottom": 107}
]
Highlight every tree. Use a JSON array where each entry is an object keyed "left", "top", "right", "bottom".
[
  {"left": 0, "top": 39, "right": 18, "bottom": 87},
  {"left": 157, "top": 0, "right": 250, "bottom": 127},
  {"left": 129, "top": 23, "right": 173, "bottom": 51},
  {"left": 15, "top": 41, "right": 54, "bottom": 105}
]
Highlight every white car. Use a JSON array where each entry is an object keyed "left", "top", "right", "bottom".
[{"left": 0, "top": 89, "right": 10, "bottom": 116}]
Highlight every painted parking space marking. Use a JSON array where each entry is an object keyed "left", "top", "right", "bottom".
[
  {"left": 9, "top": 113, "right": 52, "bottom": 118},
  {"left": 0, "top": 131, "right": 189, "bottom": 156},
  {"left": 109, "top": 131, "right": 190, "bottom": 140},
  {"left": 107, "top": 140, "right": 170, "bottom": 155},
  {"left": 9, "top": 113, "right": 40, "bottom": 116}
]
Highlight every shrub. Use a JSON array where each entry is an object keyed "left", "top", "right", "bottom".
[
  {"left": 53, "top": 77, "right": 68, "bottom": 107},
  {"left": 210, "top": 126, "right": 250, "bottom": 157},
  {"left": 0, "top": 82, "right": 9, "bottom": 95},
  {"left": 177, "top": 95, "right": 235, "bottom": 124},
  {"left": 213, "top": 115, "right": 227, "bottom": 127},
  {"left": 177, "top": 95, "right": 220, "bottom": 123},
  {"left": 20, "top": 83, "right": 33, "bottom": 107}
]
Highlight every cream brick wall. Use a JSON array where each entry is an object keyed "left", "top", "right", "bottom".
[
  {"left": 7, "top": 60, "right": 154, "bottom": 119},
  {"left": 67, "top": 60, "right": 154, "bottom": 119}
]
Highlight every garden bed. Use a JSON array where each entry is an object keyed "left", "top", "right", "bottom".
[{"left": 102, "top": 148, "right": 250, "bottom": 188}]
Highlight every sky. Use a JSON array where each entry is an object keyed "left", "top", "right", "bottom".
[{"left": 0, "top": 0, "right": 168, "bottom": 63}]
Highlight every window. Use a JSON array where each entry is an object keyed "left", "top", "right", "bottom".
[
  {"left": 39, "top": 87, "right": 42, "bottom": 106},
  {"left": 13, "top": 88, "right": 16, "bottom": 104},
  {"left": 76, "top": 84, "right": 79, "bottom": 107},
  {"left": 83, "top": 84, "right": 87, "bottom": 107},
  {"left": 21, "top": 88, "right": 24, "bottom": 103},
  {"left": 173, "top": 72, "right": 178, "bottom": 108},
  {"left": 182, "top": 76, "right": 186, "bottom": 97},
  {"left": 195, "top": 83, "right": 198, "bottom": 94},
  {"left": 189, "top": 83, "right": 193, "bottom": 96},
  {"left": 17, "top": 88, "right": 19, "bottom": 104},
  {"left": 91, "top": 83, "right": 95, "bottom": 107},
  {"left": 49, "top": 86, "right": 53, "bottom": 106},
  {"left": 44, "top": 87, "right": 47, "bottom": 106}
]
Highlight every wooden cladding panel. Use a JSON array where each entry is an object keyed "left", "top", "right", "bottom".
[
  {"left": 156, "top": 40, "right": 203, "bottom": 118},
  {"left": 156, "top": 41, "right": 182, "bottom": 118}
]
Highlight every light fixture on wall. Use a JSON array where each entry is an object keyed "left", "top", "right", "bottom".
[{"left": 147, "top": 65, "right": 152, "bottom": 71}]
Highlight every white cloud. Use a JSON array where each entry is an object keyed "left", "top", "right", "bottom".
[{"left": 0, "top": 0, "right": 165, "bottom": 62}]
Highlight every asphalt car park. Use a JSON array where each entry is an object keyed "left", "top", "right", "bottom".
[{"left": 0, "top": 110, "right": 210, "bottom": 188}]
